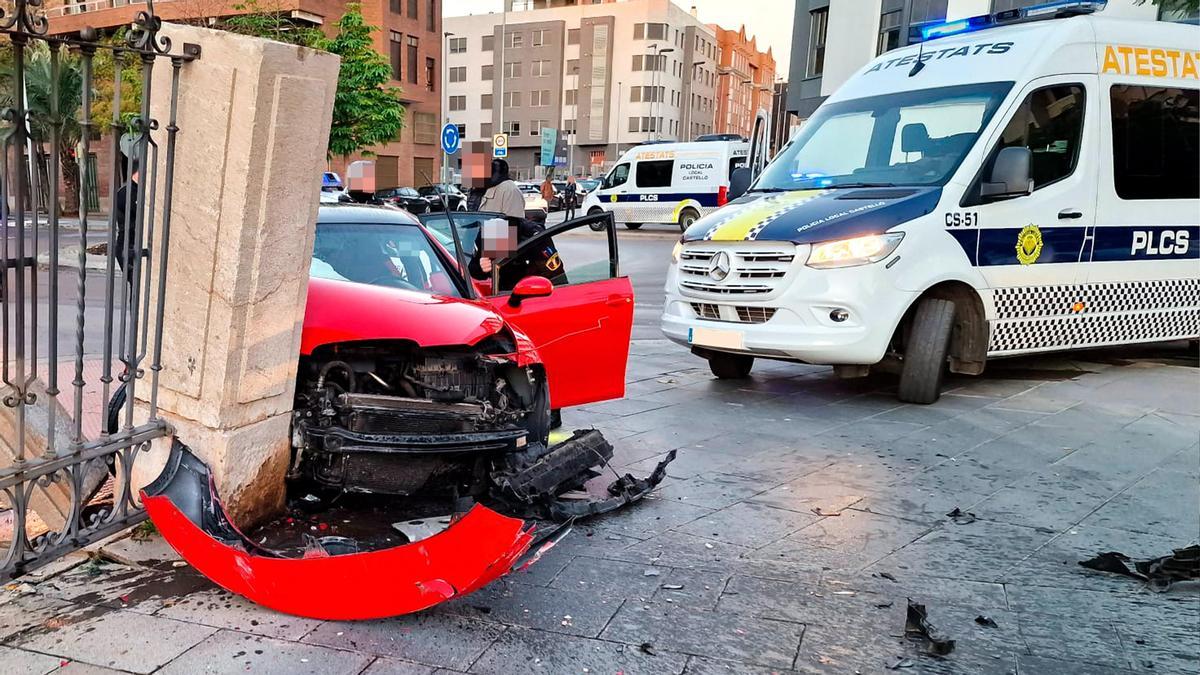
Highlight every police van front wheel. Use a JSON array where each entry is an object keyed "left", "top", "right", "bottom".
[
  {"left": 588, "top": 208, "right": 606, "bottom": 231},
  {"left": 708, "top": 353, "right": 754, "bottom": 379},
  {"left": 678, "top": 207, "right": 700, "bottom": 232},
  {"left": 897, "top": 298, "right": 956, "bottom": 405}
]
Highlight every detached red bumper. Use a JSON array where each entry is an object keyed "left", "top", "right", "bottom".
[{"left": 141, "top": 442, "right": 535, "bottom": 620}]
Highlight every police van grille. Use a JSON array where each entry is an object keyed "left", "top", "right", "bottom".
[
  {"left": 679, "top": 244, "right": 796, "bottom": 296},
  {"left": 689, "top": 303, "right": 777, "bottom": 324}
]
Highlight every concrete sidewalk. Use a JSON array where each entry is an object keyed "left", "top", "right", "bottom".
[{"left": 2, "top": 340, "right": 1197, "bottom": 674}]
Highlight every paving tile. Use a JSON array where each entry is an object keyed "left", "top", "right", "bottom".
[
  {"left": 13, "top": 608, "right": 217, "bottom": 674},
  {"left": 440, "top": 579, "right": 621, "bottom": 638},
  {"left": 749, "top": 508, "right": 935, "bottom": 572},
  {"left": 34, "top": 562, "right": 212, "bottom": 615},
  {"left": 0, "top": 644, "right": 62, "bottom": 675},
  {"left": 361, "top": 658, "right": 438, "bottom": 675},
  {"left": 1081, "top": 467, "right": 1200, "bottom": 541},
  {"left": 1000, "top": 525, "right": 1187, "bottom": 593},
  {"left": 683, "top": 655, "right": 800, "bottom": 674},
  {"left": 1114, "top": 616, "right": 1200, "bottom": 674},
  {"left": 1017, "top": 609, "right": 1130, "bottom": 670},
  {"left": 869, "top": 520, "right": 1056, "bottom": 584},
  {"left": 1016, "top": 654, "right": 1128, "bottom": 675},
  {"left": 154, "top": 587, "right": 322, "bottom": 640},
  {"left": 673, "top": 501, "right": 820, "bottom": 549},
  {"left": 654, "top": 472, "right": 772, "bottom": 510},
  {"left": 0, "top": 591, "right": 72, "bottom": 642},
  {"left": 471, "top": 625, "right": 688, "bottom": 675},
  {"left": 586, "top": 494, "right": 713, "bottom": 537},
  {"left": 302, "top": 611, "right": 504, "bottom": 670},
  {"left": 967, "top": 483, "right": 1111, "bottom": 532},
  {"left": 159, "top": 629, "right": 372, "bottom": 674},
  {"left": 601, "top": 601, "right": 804, "bottom": 669}
]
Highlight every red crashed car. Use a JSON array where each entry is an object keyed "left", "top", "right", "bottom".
[{"left": 144, "top": 204, "right": 674, "bottom": 620}]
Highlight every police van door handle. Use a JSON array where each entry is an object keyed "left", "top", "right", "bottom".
[{"left": 1058, "top": 209, "right": 1083, "bottom": 220}]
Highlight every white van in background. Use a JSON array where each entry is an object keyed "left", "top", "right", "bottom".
[
  {"left": 661, "top": 0, "right": 1199, "bottom": 404},
  {"left": 582, "top": 140, "right": 750, "bottom": 231}
]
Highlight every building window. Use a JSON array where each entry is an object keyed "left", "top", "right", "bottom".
[
  {"left": 567, "top": 58, "right": 579, "bottom": 74},
  {"left": 502, "top": 120, "right": 521, "bottom": 135},
  {"left": 633, "top": 23, "right": 667, "bottom": 40},
  {"left": 455, "top": 123, "right": 466, "bottom": 139},
  {"left": 482, "top": 64, "right": 493, "bottom": 80},
  {"left": 406, "top": 36, "right": 419, "bottom": 84},
  {"left": 503, "top": 91, "right": 521, "bottom": 107},
  {"left": 408, "top": 0, "right": 417, "bottom": 20},
  {"left": 389, "top": 0, "right": 401, "bottom": 13},
  {"left": 532, "top": 60, "right": 551, "bottom": 77},
  {"left": 806, "top": 8, "right": 828, "bottom": 78},
  {"left": 629, "top": 116, "right": 658, "bottom": 133},
  {"left": 481, "top": 122, "right": 493, "bottom": 138},
  {"left": 909, "top": 0, "right": 949, "bottom": 23},
  {"left": 564, "top": 89, "right": 577, "bottom": 105},
  {"left": 449, "top": 36, "right": 467, "bottom": 53},
  {"left": 449, "top": 66, "right": 466, "bottom": 83},
  {"left": 563, "top": 118, "right": 576, "bottom": 134},
  {"left": 568, "top": 28, "right": 580, "bottom": 45},
  {"left": 482, "top": 34, "right": 494, "bottom": 51},
  {"left": 532, "top": 29, "right": 548, "bottom": 47},
  {"left": 531, "top": 89, "right": 551, "bottom": 107},
  {"left": 504, "top": 61, "right": 522, "bottom": 79},
  {"left": 876, "top": 10, "right": 901, "bottom": 55},
  {"left": 507, "top": 31, "right": 523, "bottom": 49},
  {"left": 414, "top": 112, "right": 437, "bottom": 144},
  {"left": 1111, "top": 85, "right": 1199, "bottom": 200},
  {"left": 389, "top": 31, "right": 402, "bottom": 81},
  {"left": 531, "top": 119, "right": 550, "bottom": 136},
  {"left": 481, "top": 93, "right": 493, "bottom": 108},
  {"left": 427, "top": 0, "right": 436, "bottom": 32},
  {"left": 426, "top": 57, "right": 435, "bottom": 91},
  {"left": 449, "top": 95, "right": 466, "bottom": 111}
]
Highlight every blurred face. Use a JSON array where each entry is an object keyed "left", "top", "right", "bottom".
[
  {"left": 464, "top": 142, "right": 490, "bottom": 189},
  {"left": 481, "top": 218, "right": 517, "bottom": 258}
]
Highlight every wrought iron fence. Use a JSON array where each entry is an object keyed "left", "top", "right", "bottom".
[{"left": 0, "top": 0, "right": 199, "bottom": 579}]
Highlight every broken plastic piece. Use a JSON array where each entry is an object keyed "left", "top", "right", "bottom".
[
  {"left": 1079, "top": 545, "right": 1200, "bottom": 592},
  {"left": 974, "top": 615, "right": 998, "bottom": 628},
  {"left": 142, "top": 441, "right": 535, "bottom": 620},
  {"left": 545, "top": 450, "right": 678, "bottom": 520},
  {"left": 945, "top": 507, "right": 976, "bottom": 524},
  {"left": 904, "top": 599, "right": 956, "bottom": 656}
]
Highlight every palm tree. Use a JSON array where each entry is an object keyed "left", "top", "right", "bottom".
[{"left": 0, "top": 45, "right": 86, "bottom": 216}]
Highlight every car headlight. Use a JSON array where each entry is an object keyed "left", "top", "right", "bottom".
[
  {"left": 671, "top": 240, "right": 682, "bottom": 264},
  {"left": 806, "top": 233, "right": 904, "bottom": 269}
]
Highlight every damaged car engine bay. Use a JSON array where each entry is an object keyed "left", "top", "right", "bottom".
[{"left": 287, "top": 337, "right": 671, "bottom": 524}]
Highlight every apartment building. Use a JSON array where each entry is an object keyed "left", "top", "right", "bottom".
[
  {"left": 785, "top": 0, "right": 1187, "bottom": 121},
  {"left": 709, "top": 24, "right": 776, "bottom": 140},
  {"left": 445, "top": 0, "right": 721, "bottom": 178},
  {"left": 46, "top": 0, "right": 444, "bottom": 191}
]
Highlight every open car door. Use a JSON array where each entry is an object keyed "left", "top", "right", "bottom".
[
  {"left": 490, "top": 212, "right": 632, "bottom": 408},
  {"left": 418, "top": 211, "right": 502, "bottom": 294}
]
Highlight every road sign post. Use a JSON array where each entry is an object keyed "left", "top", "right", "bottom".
[
  {"left": 440, "top": 123, "right": 461, "bottom": 184},
  {"left": 492, "top": 133, "right": 508, "bottom": 159}
]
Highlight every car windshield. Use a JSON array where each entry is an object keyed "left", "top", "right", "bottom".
[
  {"left": 754, "top": 82, "right": 1013, "bottom": 191},
  {"left": 311, "top": 223, "right": 462, "bottom": 298}
]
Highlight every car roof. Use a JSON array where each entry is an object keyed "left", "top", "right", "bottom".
[{"left": 318, "top": 203, "right": 421, "bottom": 225}]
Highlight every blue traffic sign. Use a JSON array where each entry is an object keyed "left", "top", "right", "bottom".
[{"left": 440, "top": 123, "right": 461, "bottom": 155}]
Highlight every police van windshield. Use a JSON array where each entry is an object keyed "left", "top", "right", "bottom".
[{"left": 755, "top": 82, "right": 1013, "bottom": 191}]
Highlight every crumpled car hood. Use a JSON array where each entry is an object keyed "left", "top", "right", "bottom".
[
  {"left": 141, "top": 441, "right": 536, "bottom": 620},
  {"left": 681, "top": 187, "right": 941, "bottom": 244},
  {"left": 301, "top": 277, "right": 516, "bottom": 357}
]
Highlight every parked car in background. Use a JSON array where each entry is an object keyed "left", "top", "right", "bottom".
[
  {"left": 547, "top": 181, "right": 568, "bottom": 211},
  {"left": 376, "top": 187, "right": 430, "bottom": 214},
  {"left": 517, "top": 182, "right": 549, "bottom": 223},
  {"left": 417, "top": 184, "right": 468, "bottom": 212}
]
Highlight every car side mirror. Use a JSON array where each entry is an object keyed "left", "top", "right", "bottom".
[
  {"left": 980, "top": 147, "right": 1034, "bottom": 201},
  {"left": 508, "top": 276, "right": 553, "bottom": 307},
  {"left": 729, "top": 167, "right": 753, "bottom": 201}
]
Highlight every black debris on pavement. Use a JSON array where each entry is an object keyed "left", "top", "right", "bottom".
[
  {"left": 1078, "top": 545, "right": 1200, "bottom": 591},
  {"left": 945, "top": 507, "right": 977, "bottom": 525},
  {"left": 875, "top": 601, "right": 895, "bottom": 609},
  {"left": 904, "top": 599, "right": 956, "bottom": 656},
  {"left": 875, "top": 571, "right": 899, "bottom": 582},
  {"left": 639, "top": 642, "right": 656, "bottom": 655},
  {"left": 974, "top": 615, "right": 998, "bottom": 628}
]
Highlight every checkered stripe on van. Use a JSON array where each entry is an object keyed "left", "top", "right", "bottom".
[
  {"left": 993, "top": 279, "right": 1200, "bottom": 320},
  {"left": 988, "top": 308, "right": 1200, "bottom": 354}
]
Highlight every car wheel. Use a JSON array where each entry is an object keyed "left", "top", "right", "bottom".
[
  {"left": 708, "top": 352, "right": 754, "bottom": 379},
  {"left": 898, "top": 297, "right": 956, "bottom": 405},
  {"left": 588, "top": 207, "right": 606, "bottom": 231},
  {"left": 456, "top": 201, "right": 467, "bottom": 212},
  {"left": 625, "top": 223, "right": 643, "bottom": 230},
  {"left": 678, "top": 207, "right": 700, "bottom": 232}
]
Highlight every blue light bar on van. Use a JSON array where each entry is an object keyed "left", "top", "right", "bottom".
[{"left": 909, "top": 0, "right": 1107, "bottom": 43}]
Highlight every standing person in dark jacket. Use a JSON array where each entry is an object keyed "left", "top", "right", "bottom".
[
  {"left": 113, "top": 159, "right": 140, "bottom": 284},
  {"left": 563, "top": 175, "right": 578, "bottom": 221}
]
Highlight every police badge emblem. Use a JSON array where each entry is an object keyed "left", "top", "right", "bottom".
[{"left": 1015, "top": 224, "right": 1043, "bottom": 265}]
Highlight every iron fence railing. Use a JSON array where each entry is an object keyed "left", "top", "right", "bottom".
[{"left": 0, "top": 0, "right": 199, "bottom": 579}]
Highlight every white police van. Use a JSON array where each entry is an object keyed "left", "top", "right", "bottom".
[
  {"left": 661, "top": 0, "right": 1199, "bottom": 404},
  {"left": 582, "top": 140, "right": 750, "bottom": 231}
]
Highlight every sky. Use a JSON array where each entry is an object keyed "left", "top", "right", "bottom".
[{"left": 443, "top": 0, "right": 797, "bottom": 78}]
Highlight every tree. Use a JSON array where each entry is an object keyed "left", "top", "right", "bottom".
[
  {"left": 221, "top": 0, "right": 323, "bottom": 47},
  {"left": 0, "top": 45, "right": 86, "bottom": 215},
  {"left": 317, "top": 3, "right": 405, "bottom": 160},
  {"left": 1137, "top": 0, "right": 1199, "bottom": 15}
]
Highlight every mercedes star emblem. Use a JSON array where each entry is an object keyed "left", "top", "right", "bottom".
[{"left": 708, "top": 251, "right": 732, "bottom": 281}]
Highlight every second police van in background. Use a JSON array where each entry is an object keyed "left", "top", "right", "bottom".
[
  {"left": 660, "top": 0, "right": 1199, "bottom": 404},
  {"left": 582, "top": 138, "right": 751, "bottom": 231}
]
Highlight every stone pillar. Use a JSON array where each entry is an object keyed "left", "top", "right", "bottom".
[{"left": 130, "top": 24, "right": 340, "bottom": 527}]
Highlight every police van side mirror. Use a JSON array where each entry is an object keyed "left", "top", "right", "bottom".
[
  {"left": 980, "top": 147, "right": 1034, "bottom": 201},
  {"left": 729, "top": 167, "right": 753, "bottom": 201}
]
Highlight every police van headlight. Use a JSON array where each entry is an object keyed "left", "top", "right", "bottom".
[{"left": 806, "top": 233, "right": 904, "bottom": 269}]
